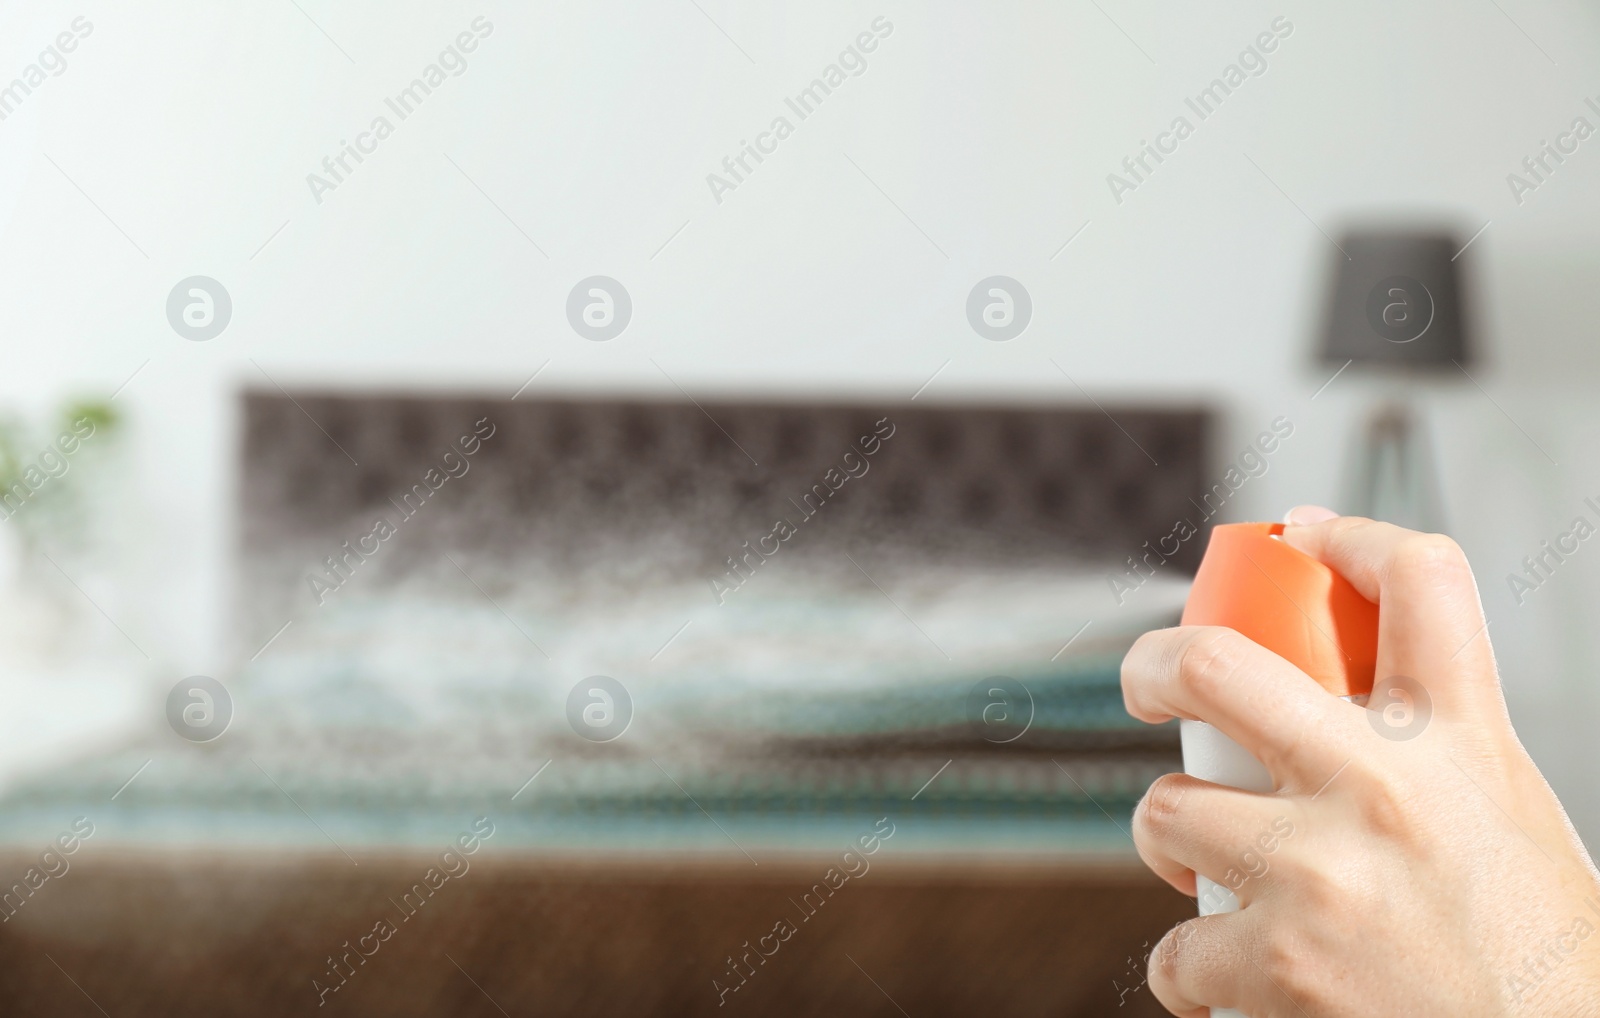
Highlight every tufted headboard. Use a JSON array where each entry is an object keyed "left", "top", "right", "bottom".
[{"left": 235, "top": 392, "right": 1213, "bottom": 649}]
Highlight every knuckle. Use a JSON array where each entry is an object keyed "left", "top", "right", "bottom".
[
  {"left": 1259, "top": 928, "right": 1310, "bottom": 992},
  {"left": 1294, "top": 857, "right": 1379, "bottom": 921},
  {"left": 1323, "top": 515, "right": 1377, "bottom": 556},
  {"left": 1390, "top": 533, "right": 1469, "bottom": 583},
  {"left": 1355, "top": 773, "right": 1418, "bottom": 842},
  {"left": 1135, "top": 774, "right": 1189, "bottom": 839},
  {"left": 1297, "top": 865, "right": 1344, "bottom": 914},
  {"left": 1123, "top": 629, "right": 1175, "bottom": 706},
  {"left": 1332, "top": 515, "right": 1378, "bottom": 536},
  {"left": 1258, "top": 926, "right": 1336, "bottom": 1012},
  {"left": 1121, "top": 630, "right": 1160, "bottom": 700},
  {"left": 1175, "top": 628, "right": 1247, "bottom": 699},
  {"left": 1150, "top": 923, "right": 1191, "bottom": 990}
]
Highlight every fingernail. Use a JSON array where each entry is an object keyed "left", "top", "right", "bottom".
[{"left": 1283, "top": 504, "right": 1338, "bottom": 526}]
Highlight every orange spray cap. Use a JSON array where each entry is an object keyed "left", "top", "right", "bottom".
[{"left": 1180, "top": 522, "right": 1379, "bottom": 697}]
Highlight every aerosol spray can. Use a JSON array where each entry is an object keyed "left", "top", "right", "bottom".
[{"left": 1178, "top": 522, "right": 1378, "bottom": 1018}]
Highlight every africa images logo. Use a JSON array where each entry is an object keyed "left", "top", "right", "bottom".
[
  {"left": 966, "top": 277, "right": 1031, "bottom": 342},
  {"left": 565, "top": 676, "right": 633, "bottom": 743},
  {"left": 566, "top": 276, "right": 632, "bottom": 341},
  {"left": 166, "top": 276, "right": 232, "bottom": 341},
  {"left": 1365, "top": 275, "right": 1434, "bottom": 344},
  {"left": 166, "top": 675, "right": 234, "bottom": 743}
]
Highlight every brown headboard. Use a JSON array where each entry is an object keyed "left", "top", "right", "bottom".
[{"left": 235, "top": 392, "right": 1212, "bottom": 649}]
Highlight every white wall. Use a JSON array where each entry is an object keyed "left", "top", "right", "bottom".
[{"left": 3, "top": 0, "right": 1600, "bottom": 833}]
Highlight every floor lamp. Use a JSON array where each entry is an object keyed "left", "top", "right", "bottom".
[{"left": 1318, "top": 228, "right": 1473, "bottom": 534}]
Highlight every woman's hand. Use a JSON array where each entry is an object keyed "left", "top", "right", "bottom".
[{"left": 1121, "top": 509, "right": 1600, "bottom": 1016}]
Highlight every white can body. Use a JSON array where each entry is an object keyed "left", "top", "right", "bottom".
[{"left": 1179, "top": 719, "right": 1272, "bottom": 1018}]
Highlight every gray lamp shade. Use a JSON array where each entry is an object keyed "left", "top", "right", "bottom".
[{"left": 1317, "top": 229, "right": 1472, "bottom": 369}]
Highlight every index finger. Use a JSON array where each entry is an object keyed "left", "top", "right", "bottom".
[
  {"left": 1122, "top": 625, "right": 1361, "bottom": 789},
  {"left": 1279, "top": 515, "right": 1498, "bottom": 719}
]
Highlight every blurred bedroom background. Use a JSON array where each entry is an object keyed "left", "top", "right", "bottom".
[{"left": 1, "top": 0, "right": 1599, "bottom": 1014}]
